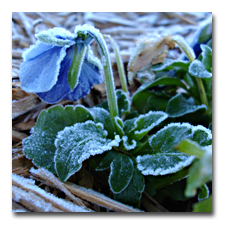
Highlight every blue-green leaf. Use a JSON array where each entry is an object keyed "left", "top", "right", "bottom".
[
  {"left": 89, "top": 107, "right": 115, "bottom": 139},
  {"left": 116, "top": 89, "right": 130, "bottom": 117},
  {"left": 198, "top": 183, "right": 210, "bottom": 202},
  {"left": 23, "top": 105, "right": 93, "bottom": 173},
  {"left": 54, "top": 120, "right": 121, "bottom": 182},
  {"left": 109, "top": 153, "right": 134, "bottom": 194},
  {"left": 96, "top": 89, "right": 130, "bottom": 117},
  {"left": 193, "top": 195, "right": 212, "bottom": 212},
  {"left": 151, "top": 59, "right": 190, "bottom": 71},
  {"left": 136, "top": 123, "right": 194, "bottom": 176},
  {"left": 132, "top": 77, "right": 188, "bottom": 103},
  {"left": 113, "top": 166, "right": 145, "bottom": 207},
  {"left": 200, "top": 44, "right": 212, "bottom": 72},
  {"left": 95, "top": 150, "right": 119, "bottom": 171},
  {"left": 124, "top": 111, "right": 168, "bottom": 141},
  {"left": 185, "top": 145, "right": 212, "bottom": 197},
  {"left": 166, "top": 93, "right": 207, "bottom": 118},
  {"left": 188, "top": 60, "right": 212, "bottom": 78}
]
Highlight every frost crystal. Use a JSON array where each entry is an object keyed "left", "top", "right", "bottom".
[{"left": 54, "top": 120, "right": 121, "bottom": 181}]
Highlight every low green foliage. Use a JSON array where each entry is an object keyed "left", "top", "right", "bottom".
[{"left": 22, "top": 24, "right": 212, "bottom": 211}]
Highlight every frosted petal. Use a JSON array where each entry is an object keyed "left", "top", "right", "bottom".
[
  {"left": 22, "top": 41, "right": 55, "bottom": 61},
  {"left": 19, "top": 46, "right": 67, "bottom": 93},
  {"left": 36, "top": 27, "right": 75, "bottom": 47},
  {"left": 65, "top": 59, "right": 104, "bottom": 102}
]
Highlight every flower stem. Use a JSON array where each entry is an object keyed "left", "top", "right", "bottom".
[
  {"left": 104, "top": 35, "right": 129, "bottom": 96},
  {"left": 172, "top": 35, "right": 209, "bottom": 110},
  {"left": 81, "top": 26, "right": 119, "bottom": 127}
]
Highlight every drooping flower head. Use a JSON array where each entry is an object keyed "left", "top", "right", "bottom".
[{"left": 19, "top": 27, "right": 103, "bottom": 104}]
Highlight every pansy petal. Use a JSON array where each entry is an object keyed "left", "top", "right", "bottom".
[
  {"left": 22, "top": 42, "right": 55, "bottom": 61},
  {"left": 65, "top": 59, "right": 104, "bottom": 101},
  {"left": 36, "top": 27, "right": 75, "bottom": 47},
  {"left": 19, "top": 46, "right": 67, "bottom": 93},
  {"left": 36, "top": 46, "right": 74, "bottom": 103}
]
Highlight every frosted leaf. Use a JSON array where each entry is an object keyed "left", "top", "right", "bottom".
[
  {"left": 89, "top": 107, "right": 115, "bottom": 139},
  {"left": 96, "top": 150, "right": 119, "bottom": 171},
  {"left": 151, "top": 58, "right": 190, "bottom": 72},
  {"left": 198, "top": 183, "right": 210, "bottom": 201},
  {"left": 54, "top": 120, "right": 121, "bottom": 182},
  {"left": 114, "top": 116, "right": 125, "bottom": 137},
  {"left": 192, "top": 125, "right": 212, "bottom": 146},
  {"left": 166, "top": 93, "right": 207, "bottom": 118},
  {"left": 109, "top": 153, "right": 134, "bottom": 194},
  {"left": 136, "top": 123, "right": 194, "bottom": 176},
  {"left": 116, "top": 89, "right": 131, "bottom": 117},
  {"left": 96, "top": 89, "right": 130, "bottom": 118},
  {"left": 124, "top": 111, "right": 168, "bottom": 141},
  {"left": 35, "top": 27, "right": 75, "bottom": 47},
  {"left": 122, "top": 136, "right": 137, "bottom": 151},
  {"left": 23, "top": 105, "right": 93, "bottom": 173},
  {"left": 188, "top": 59, "right": 212, "bottom": 78}
]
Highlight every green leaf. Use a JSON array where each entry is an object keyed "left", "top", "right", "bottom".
[
  {"left": 54, "top": 121, "right": 121, "bottom": 182},
  {"left": 200, "top": 44, "right": 212, "bottom": 72},
  {"left": 151, "top": 59, "right": 190, "bottom": 71},
  {"left": 147, "top": 92, "right": 170, "bottom": 112},
  {"left": 166, "top": 179, "right": 188, "bottom": 201},
  {"left": 166, "top": 93, "right": 207, "bottom": 118},
  {"left": 197, "top": 20, "right": 212, "bottom": 43},
  {"left": 96, "top": 89, "right": 130, "bottom": 117},
  {"left": 198, "top": 183, "right": 210, "bottom": 201},
  {"left": 174, "top": 139, "right": 206, "bottom": 158},
  {"left": 23, "top": 105, "right": 93, "bottom": 173},
  {"left": 124, "top": 111, "right": 168, "bottom": 141},
  {"left": 95, "top": 150, "right": 119, "bottom": 171},
  {"left": 185, "top": 145, "right": 212, "bottom": 197},
  {"left": 67, "top": 44, "right": 87, "bottom": 90},
  {"left": 109, "top": 153, "right": 134, "bottom": 194},
  {"left": 89, "top": 107, "right": 115, "bottom": 139},
  {"left": 113, "top": 166, "right": 145, "bottom": 207},
  {"left": 192, "top": 125, "right": 212, "bottom": 146},
  {"left": 136, "top": 123, "right": 194, "bottom": 176},
  {"left": 188, "top": 60, "right": 212, "bottom": 78},
  {"left": 116, "top": 89, "right": 130, "bottom": 116},
  {"left": 114, "top": 116, "right": 125, "bottom": 137},
  {"left": 132, "top": 77, "right": 188, "bottom": 103},
  {"left": 193, "top": 195, "right": 212, "bottom": 212}
]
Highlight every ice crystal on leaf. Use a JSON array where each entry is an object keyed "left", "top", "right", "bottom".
[
  {"left": 136, "top": 123, "right": 212, "bottom": 176},
  {"left": 54, "top": 120, "right": 121, "bottom": 182}
]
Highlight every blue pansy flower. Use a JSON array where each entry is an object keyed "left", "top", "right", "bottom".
[{"left": 19, "top": 27, "right": 103, "bottom": 103}]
